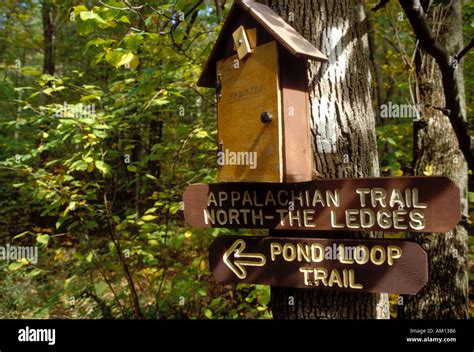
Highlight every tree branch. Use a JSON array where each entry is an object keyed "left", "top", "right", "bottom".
[
  {"left": 372, "top": 0, "right": 390, "bottom": 12},
  {"left": 399, "top": 0, "right": 473, "bottom": 170},
  {"left": 185, "top": 0, "right": 204, "bottom": 18},
  {"left": 455, "top": 38, "right": 474, "bottom": 63},
  {"left": 98, "top": 0, "right": 146, "bottom": 11},
  {"left": 103, "top": 191, "right": 144, "bottom": 319}
]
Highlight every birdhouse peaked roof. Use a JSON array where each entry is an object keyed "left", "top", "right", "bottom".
[{"left": 198, "top": 0, "right": 328, "bottom": 88}]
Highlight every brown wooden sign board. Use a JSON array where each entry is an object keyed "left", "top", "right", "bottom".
[
  {"left": 183, "top": 176, "right": 460, "bottom": 233},
  {"left": 209, "top": 236, "right": 428, "bottom": 294}
]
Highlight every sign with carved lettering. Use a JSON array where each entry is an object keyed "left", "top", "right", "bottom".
[
  {"left": 209, "top": 236, "right": 428, "bottom": 294},
  {"left": 183, "top": 176, "right": 460, "bottom": 233}
]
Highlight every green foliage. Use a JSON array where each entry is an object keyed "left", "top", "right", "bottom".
[
  {"left": 463, "top": 1, "right": 474, "bottom": 130},
  {"left": 376, "top": 122, "right": 413, "bottom": 176},
  {"left": 0, "top": 0, "right": 275, "bottom": 320}
]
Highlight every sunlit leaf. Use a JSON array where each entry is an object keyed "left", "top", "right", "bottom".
[
  {"left": 142, "top": 215, "right": 158, "bottom": 221},
  {"left": 37, "top": 234, "right": 50, "bottom": 246},
  {"left": 95, "top": 160, "right": 112, "bottom": 175}
]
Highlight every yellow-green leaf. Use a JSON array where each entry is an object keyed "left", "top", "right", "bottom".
[
  {"left": 423, "top": 165, "right": 433, "bottom": 176},
  {"left": 80, "top": 11, "right": 109, "bottom": 26},
  {"left": 195, "top": 130, "right": 209, "bottom": 139},
  {"left": 119, "top": 15, "right": 131, "bottom": 24},
  {"left": 127, "top": 164, "right": 138, "bottom": 173},
  {"left": 142, "top": 215, "right": 158, "bottom": 221},
  {"left": 204, "top": 309, "right": 213, "bottom": 319},
  {"left": 95, "top": 160, "right": 112, "bottom": 175},
  {"left": 116, "top": 52, "right": 135, "bottom": 68},
  {"left": 393, "top": 169, "right": 403, "bottom": 176},
  {"left": 8, "top": 262, "right": 24, "bottom": 271},
  {"left": 37, "top": 234, "right": 50, "bottom": 246}
]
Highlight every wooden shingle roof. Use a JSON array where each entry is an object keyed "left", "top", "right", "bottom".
[{"left": 198, "top": 0, "right": 327, "bottom": 88}]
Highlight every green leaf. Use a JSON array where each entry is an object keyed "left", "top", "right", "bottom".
[
  {"left": 468, "top": 192, "right": 474, "bottom": 203},
  {"left": 124, "top": 34, "right": 144, "bottom": 51},
  {"left": 393, "top": 169, "right": 404, "bottom": 176},
  {"left": 105, "top": 50, "right": 136, "bottom": 68},
  {"left": 43, "top": 87, "right": 54, "bottom": 96},
  {"left": 13, "top": 231, "right": 32, "bottom": 240},
  {"left": 27, "top": 268, "right": 45, "bottom": 278},
  {"left": 118, "top": 15, "right": 131, "bottom": 24},
  {"left": 105, "top": 50, "right": 122, "bottom": 67},
  {"left": 116, "top": 52, "right": 135, "bottom": 68},
  {"left": 145, "top": 207, "right": 157, "bottom": 214},
  {"left": 37, "top": 234, "right": 50, "bottom": 246},
  {"left": 76, "top": 19, "right": 96, "bottom": 35},
  {"left": 86, "top": 38, "right": 108, "bottom": 49},
  {"left": 93, "top": 129, "right": 107, "bottom": 139},
  {"left": 64, "top": 276, "right": 77, "bottom": 290},
  {"left": 95, "top": 160, "right": 112, "bottom": 175},
  {"left": 142, "top": 215, "right": 158, "bottom": 221},
  {"left": 80, "top": 11, "right": 109, "bottom": 26},
  {"left": 56, "top": 217, "right": 66, "bottom": 229},
  {"left": 73, "top": 5, "right": 88, "bottom": 13},
  {"left": 71, "top": 160, "right": 88, "bottom": 172},
  {"left": 195, "top": 130, "right": 209, "bottom": 139},
  {"left": 8, "top": 262, "right": 24, "bottom": 271},
  {"left": 204, "top": 309, "right": 213, "bottom": 319},
  {"left": 148, "top": 240, "right": 159, "bottom": 246},
  {"left": 80, "top": 94, "right": 101, "bottom": 102},
  {"left": 150, "top": 98, "right": 169, "bottom": 107},
  {"left": 92, "top": 52, "right": 105, "bottom": 66},
  {"left": 127, "top": 164, "right": 138, "bottom": 172}
]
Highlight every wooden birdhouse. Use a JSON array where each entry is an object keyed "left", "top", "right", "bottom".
[{"left": 198, "top": 0, "right": 327, "bottom": 183}]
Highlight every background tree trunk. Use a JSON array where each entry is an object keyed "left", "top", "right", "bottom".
[
  {"left": 258, "top": 0, "right": 388, "bottom": 319},
  {"left": 402, "top": 0, "right": 469, "bottom": 319},
  {"left": 366, "top": 11, "right": 384, "bottom": 126},
  {"left": 41, "top": 0, "right": 55, "bottom": 75}
]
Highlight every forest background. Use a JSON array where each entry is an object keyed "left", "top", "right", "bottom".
[{"left": 0, "top": 0, "right": 472, "bottom": 319}]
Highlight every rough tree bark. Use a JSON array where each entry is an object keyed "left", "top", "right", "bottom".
[
  {"left": 258, "top": 0, "right": 388, "bottom": 319},
  {"left": 402, "top": 0, "right": 469, "bottom": 319}
]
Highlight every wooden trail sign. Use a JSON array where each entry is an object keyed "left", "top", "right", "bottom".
[
  {"left": 183, "top": 176, "right": 460, "bottom": 233},
  {"left": 209, "top": 236, "right": 428, "bottom": 294}
]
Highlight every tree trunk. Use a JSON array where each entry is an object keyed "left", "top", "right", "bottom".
[
  {"left": 41, "top": 1, "right": 55, "bottom": 75},
  {"left": 258, "top": 0, "right": 388, "bottom": 319},
  {"left": 402, "top": 1, "right": 469, "bottom": 319},
  {"left": 366, "top": 11, "right": 384, "bottom": 126}
]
